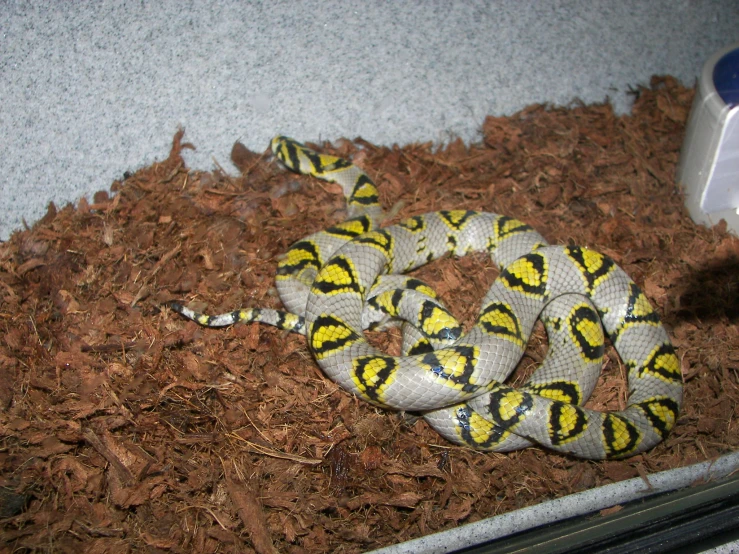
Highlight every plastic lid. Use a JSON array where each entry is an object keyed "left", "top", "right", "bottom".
[{"left": 713, "top": 46, "right": 739, "bottom": 106}]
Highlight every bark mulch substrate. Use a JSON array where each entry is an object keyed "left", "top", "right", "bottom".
[{"left": 1, "top": 76, "right": 738, "bottom": 553}]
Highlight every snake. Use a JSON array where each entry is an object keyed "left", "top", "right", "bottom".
[{"left": 170, "top": 136, "right": 683, "bottom": 459}]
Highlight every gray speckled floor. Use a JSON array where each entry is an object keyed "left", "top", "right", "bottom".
[{"left": 2, "top": 0, "right": 738, "bottom": 239}]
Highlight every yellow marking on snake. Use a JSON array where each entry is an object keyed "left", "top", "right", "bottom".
[
  {"left": 565, "top": 246, "right": 616, "bottom": 293},
  {"left": 454, "top": 406, "right": 512, "bottom": 448},
  {"left": 311, "top": 255, "right": 363, "bottom": 296},
  {"left": 373, "top": 290, "right": 401, "bottom": 316},
  {"left": 195, "top": 313, "right": 211, "bottom": 325},
  {"left": 568, "top": 303, "right": 605, "bottom": 362},
  {"left": 346, "top": 178, "right": 381, "bottom": 210},
  {"left": 525, "top": 381, "right": 582, "bottom": 405},
  {"left": 466, "top": 411, "right": 502, "bottom": 444},
  {"left": 326, "top": 216, "right": 373, "bottom": 239},
  {"left": 487, "top": 216, "right": 534, "bottom": 251},
  {"left": 420, "top": 304, "right": 460, "bottom": 339},
  {"left": 549, "top": 403, "right": 588, "bottom": 445},
  {"left": 498, "top": 216, "right": 532, "bottom": 236},
  {"left": 638, "top": 343, "right": 681, "bottom": 383},
  {"left": 421, "top": 346, "right": 480, "bottom": 389},
  {"left": 351, "top": 356, "right": 397, "bottom": 402},
  {"left": 356, "top": 230, "right": 394, "bottom": 257},
  {"left": 500, "top": 253, "right": 549, "bottom": 299},
  {"left": 399, "top": 216, "right": 426, "bottom": 233},
  {"left": 282, "top": 312, "right": 302, "bottom": 330},
  {"left": 440, "top": 210, "right": 475, "bottom": 230},
  {"left": 276, "top": 240, "right": 322, "bottom": 280},
  {"left": 602, "top": 414, "right": 641, "bottom": 456},
  {"left": 478, "top": 301, "right": 525, "bottom": 346},
  {"left": 631, "top": 291, "right": 655, "bottom": 318},
  {"left": 496, "top": 389, "right": 527, "bottom": 422},
  {"left": 309, "top": 314, "right": 360, "bottom": 360},
  {"left": 406, "top": 278, "right": 437, "bottom": 298},
  {"left": 637, "top": 397, "right": 679, "bottom": 438}
]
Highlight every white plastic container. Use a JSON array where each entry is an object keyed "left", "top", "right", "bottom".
[{"left": 677, "top": 42, "right": 739, "bottom": 235}]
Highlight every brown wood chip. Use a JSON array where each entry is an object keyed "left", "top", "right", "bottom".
[{"left": 0, "top": 76, "right": 736, "bottom": 553}]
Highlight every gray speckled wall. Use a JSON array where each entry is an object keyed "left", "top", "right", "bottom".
[{"left": 1, "top": 0, "right": 738, "bottom": 239}]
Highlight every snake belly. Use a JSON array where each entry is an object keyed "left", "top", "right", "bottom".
[{"left": 172, "top": 136, "right": 683, "bottom": 460}]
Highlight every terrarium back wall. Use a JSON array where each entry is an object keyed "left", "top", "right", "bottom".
[{"left": 1, "top": 1, "right": 738, "bottom": 239}]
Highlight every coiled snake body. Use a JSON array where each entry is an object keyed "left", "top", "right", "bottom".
[{"left": 171, "top": 136, "right": 683, "bottom": 459}]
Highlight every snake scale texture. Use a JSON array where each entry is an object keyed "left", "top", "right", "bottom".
[{"left": 171, "top": 136, "right": 683, "bottom": 459}]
